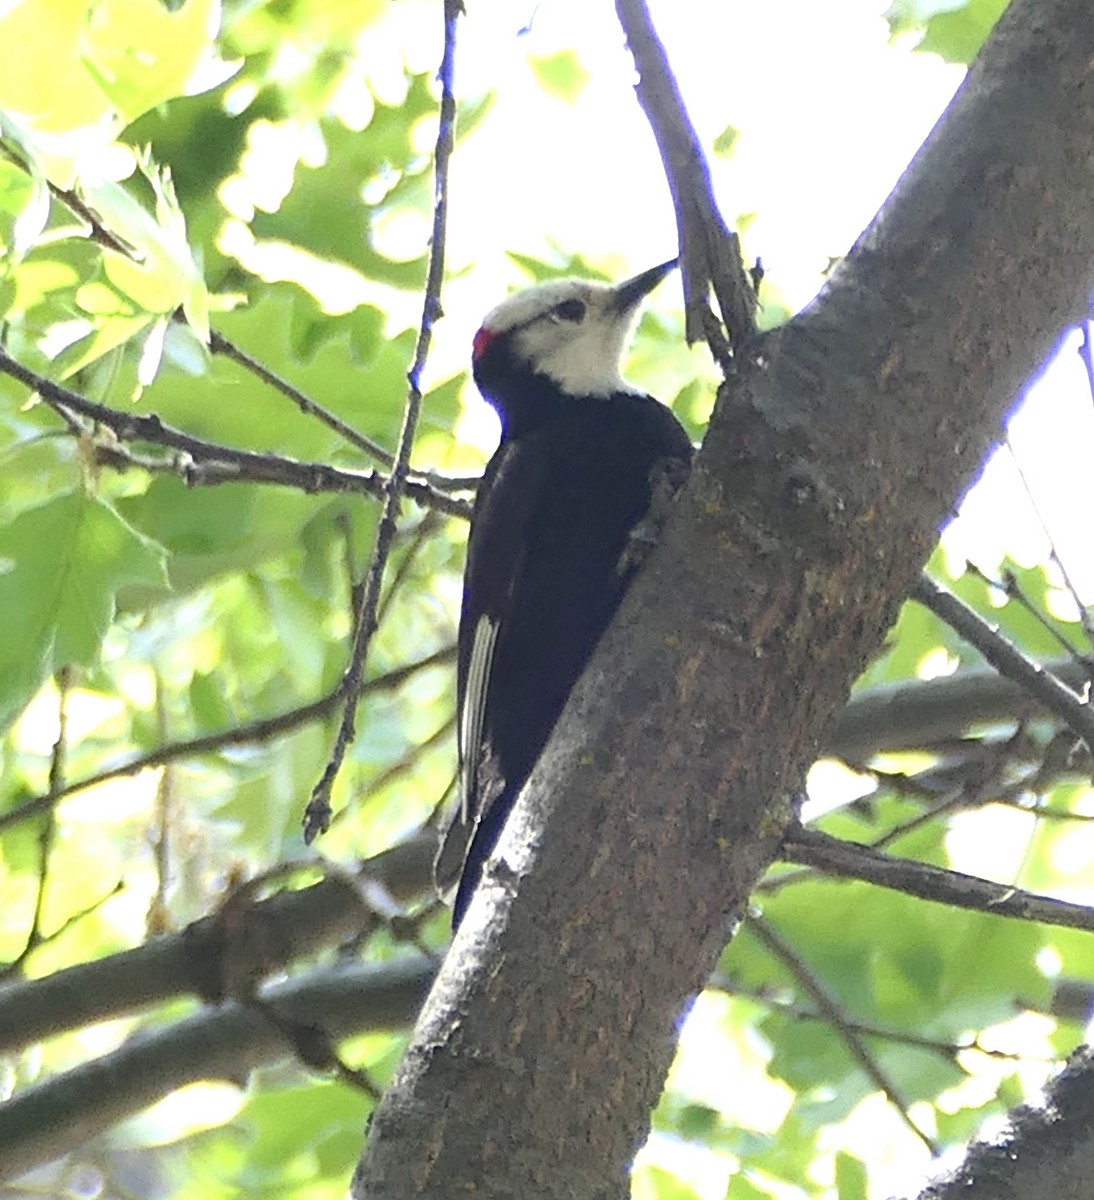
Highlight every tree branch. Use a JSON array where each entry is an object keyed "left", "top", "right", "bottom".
[
  {"left": 828, "top": 656, "right": 1091, "bottom": 762},
  {"left": 0, "top": 834, "right": 436, "bottom": 1057},
  {"left": 909, "top": 1047, "right": 1094, "bottom": 1200},
  {"left": 750, "top": 915, "right": 937, "bottom": 1154},
  {"left": 0, "top": 646, "right": 455, "bottom": 836},
  {"left": 913, "top": 574, "right": 1094, "bottom": 754},
  {"left": 615, "top": 0, "right": 756, "bottom": 359},
  {"left": 781, "top": 827, "right": 1094, "bottom": 933},
  {"left": 0, "top": 957, "right": 435, "bottom": 1183},
  {"left": 208, "top": 326, "right": 396, "bottom": 468},
  {"left": 0, "top": 347, "right": 472, "bottom": 518},
  {"left": 303, "top": 0, "right": 461, "bottom": 840}
]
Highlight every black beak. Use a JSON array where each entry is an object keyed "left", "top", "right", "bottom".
[{"left": 610, "top": 258, "right": 678, "bottom": 313}]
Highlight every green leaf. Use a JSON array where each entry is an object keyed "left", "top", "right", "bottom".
[
  {"left": 995, "top": 1071, "right": 1025, "bottom": 1110},
  {"left": 0, "top": 492, "right": 168, "bottom": 729},
  {"left": 884, "top": 0, "right": 964, "bottom": 33},
  {"left": 289, "top": 299, "right": 385, "bottom": 364},
  {"left": 528, "top": 51, "right": 590, "bottom": 105},
  {"left": 122, "top": 83, "right": 275, "bottom": 222},
  {"left": 83, "top": 151, "right": 209, "bottom": 328},
  {"left": 0, "top": 0, "right": 119, "bottom": 137},
  {"left": 80, "top": 0, "right": 234, "bottom": 123},
  {"left": 763, "top": 1010, "right": 865, "bottom": 1098},
  {"left": 726, "top": 1171, "right": 779, "bottom": 1199},
  {"left": 250, "top": 81, "right": 435, "bottom": 288},
  {"left": 505, "top": 250, "right": 606, "bottom": 283},
  {"left": 118, "top": 478, "right": 314, "bottom": 593},
  {"left": 0, "top": 236, "right": 103, "bottom": 326},
  {"left": 936, "top": 1097, "right": 998, "bottom": 1146},
  {"left": 0, "top": 413, "right": 82, "bottom": 523},
  {"left": 886, "top": 0, "right": 1006, "bottom": 63},
  {"left": 0, "top": 159, "right": 48, "bottom": 258},
  {"left": 713, "top": 125, "right": 740, "bottom": 158},
  {"left": 189, "top": 668, "right": 235, "bottom": 729},
  {"left": 921, "top": 0, "right": 1007, "bottom": 63},
  {"left": 835, "top": 1152, "right": 868, "bottom": 1200},
  {"left": 241, "top": 1081, "right": 369, "bottom": 1174},
  {"left": 640, "top": 1166, "right": 706, "bottom": 1200},
  {"left": 936, "top": 912, "right": 1051, "bottom": 1026}
]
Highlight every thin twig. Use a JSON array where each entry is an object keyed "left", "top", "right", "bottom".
[
  {"left": 711, "top": 975, "right": 1050, "bottom": 1064},
  {"left": 749, "top": 915, "right": 938, "bottom": 1155},
  {"left": 3, "top": 669, "right": 71, "bottom": 974},
  {"left": 242, "top": 991, "right": 385, "bottom": 1099},
  {"left": 0, "top": 837, "right": 437, "bottom": 1059},
  {"left": 3, "top": 132, "right": 479, "bottom": 506},
  {"left": 34, "top": 667, "right": 71, "bottom": 932},
  {"left": 0, "top": 347, "right": 472, "bottom": 518},
  {"left": 868, "top": 789, "right": 973, "bottom": 851},
  {"left": 303, "top": 0, "right": 461, "bottom": 840},
  {"left": 329, "top": 716, "right": 456, "bottom": 829},
  {"left": 614, "top": 0, "right": 756, "bottom": 358},
  {"left": 91, "top": 430, "right": 469, "bottom": 518},
  {"left": 1003, "top": 435, "right": 1094, "bottom": 652},
  {"left": 0, "top": 646, "right": 455, "bottom": 836},
  {"left": 148, "top": 677, "right": 173, "bottom": 936},
  {"left": 762, "top": 788, "right": 987, "bottom": 898},
  {"left": 866, "top": 730, "right": 1032, "bottom": 850},
  {"left": 965, "top": 560, "right": 1088, "bottom": 666},
  {"left": 376, "top": 512, "right": 444, "bottom": 628},
  {"left": 204, "top": 830, "right": 411, "bottom": 1098},
  {"left": 201, "top": 319, "right": 477, "bottom": 497},
  {"left": 0, "top": 668, "right": 126, "bottom": 980},
  {"left": 0, "top": 885, "right": 125, "bottom": 982},
  {"left": 913, "top": 573, "right": 1094, "bottom": 755},
  {"left": 208, "top": 328, "right": 396, "bottom": 468},
  {"left": 1, "top": 137, "right": 473, "bottom": 493},
  {"left": 48, "top": 183, "right": 140, "bottom": 258},
  {"left": 1001, "top": 565, "right": 1088, "bottom": 661},
  {"left": 1079, "top": 318, "right": 1094, "bottom": 403},
  {"left": 995, "top": 795, "right": 1094, "bottom": 823},
  {"left": 422, "top": 469, "right": 483, "bottom": 493},
  {"left": 0, "top": 138, "right": 137, "bottom": 259},
  {"left": 782, "top": 826, "right": 1094, "bottom": 933}
]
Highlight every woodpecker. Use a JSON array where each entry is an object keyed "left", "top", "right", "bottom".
[{"left": 436, "top": 260, "right": 694, "bottom": 926}]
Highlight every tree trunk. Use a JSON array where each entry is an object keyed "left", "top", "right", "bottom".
[
  {"left": 914, "top": 1048, "right": 1094, "bottom": 1200},
  {"left": 356, "top": 0, "right": 1094, "bottom": 1194}
]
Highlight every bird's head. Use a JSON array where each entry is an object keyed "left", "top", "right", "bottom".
[{"left": 471, "top": 260, "right": 677, "bottom": 403}]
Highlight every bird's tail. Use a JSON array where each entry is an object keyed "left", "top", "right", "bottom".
[{"left": 434, "top": 778, "right": 513, "bottom": 928}]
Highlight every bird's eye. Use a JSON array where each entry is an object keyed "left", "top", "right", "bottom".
[{"left": 552, "top": 298, "right": 586, "bottom": 323}]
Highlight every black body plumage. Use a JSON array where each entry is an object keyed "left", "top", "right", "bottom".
[{"left": 436, "top": 263, "right": 693, "bottom": 926}]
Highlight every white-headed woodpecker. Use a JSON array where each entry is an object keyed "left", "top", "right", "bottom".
[{"left": 436, "top": 261, "right": 693, "bottom": 926}]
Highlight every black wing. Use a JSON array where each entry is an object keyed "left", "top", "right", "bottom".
[
  {"left": 434, "top": 436, "right": 545, "bottom": 909},
  {"left": 437, "top": 396, "right": 693, "bottom": 923}
]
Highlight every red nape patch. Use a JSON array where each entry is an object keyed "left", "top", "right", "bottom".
[{"left": 472, "top": 325, "right": 496, "bottom": 361}]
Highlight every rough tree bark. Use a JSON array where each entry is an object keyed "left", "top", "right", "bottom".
[
  {"left": 357, "top": 0, "right": 1094, "bottom": 1195},
  {"left": 918, "top": 1047, "right": 1094, "bottom": 1200}
]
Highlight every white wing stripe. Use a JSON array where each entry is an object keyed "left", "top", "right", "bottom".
[{"left": 460, "top": 614, "right": 499, "bottom": 822}]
